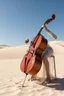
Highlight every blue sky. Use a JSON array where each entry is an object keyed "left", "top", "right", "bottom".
[{"left": 0, "top": 0, "right": 64, "bottom": 46}]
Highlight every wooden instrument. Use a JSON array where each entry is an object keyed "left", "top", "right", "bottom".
[{"left": 20, "top": 14, "right": 56, "bottom": 76}]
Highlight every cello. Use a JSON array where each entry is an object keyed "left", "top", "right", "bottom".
[{"left": 20, "top": 14, "right": 56, "bottom": 86}]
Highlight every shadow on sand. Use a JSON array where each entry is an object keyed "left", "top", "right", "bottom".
[{"left": 46, "top": 78, "right": 64, "bottom": 91}]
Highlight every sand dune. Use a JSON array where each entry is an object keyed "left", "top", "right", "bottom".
[
  {"left": 0, "top": 41, "right": 64, "bottom": 96},
  {"left": 0, "top": 45, "right": 28, "bottom": 59}
]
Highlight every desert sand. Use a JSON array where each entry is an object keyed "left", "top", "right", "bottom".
[{"left": 0, "top": 41, "right": 64, "bottom": 96}]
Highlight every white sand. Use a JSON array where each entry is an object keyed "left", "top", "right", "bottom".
[{"left": 0, "top": 41, "right": 64, "bottom": 96}]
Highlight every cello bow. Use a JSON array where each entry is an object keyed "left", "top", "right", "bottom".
[{"left": 38, "top": 14, "right": 56, "bottom": 35}]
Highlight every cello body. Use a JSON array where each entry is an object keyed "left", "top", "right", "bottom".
[{"left": 20, "top": 34, "right": 47, "bottom": 75}]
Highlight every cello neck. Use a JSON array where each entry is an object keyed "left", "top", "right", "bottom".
[
  {"left": 37, "top": 14, "right": 56, "bottom": 35},
  {"left": 31, "top": 14, "right": 56, "bottom": 46}
]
